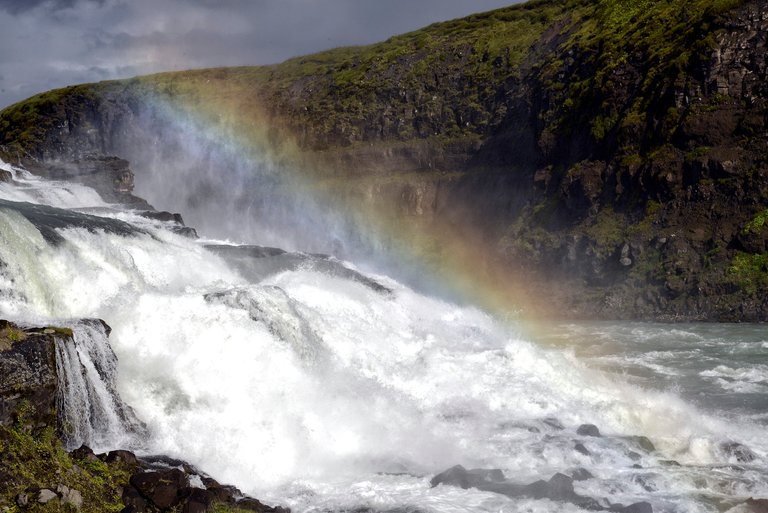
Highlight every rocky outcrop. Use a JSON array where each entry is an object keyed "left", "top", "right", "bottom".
[
  {"left": 21, "top": 153, "right": 154, "bottom": 208},
  {"left": 0, "top": 320, "right": 68, "bottom": 430}
]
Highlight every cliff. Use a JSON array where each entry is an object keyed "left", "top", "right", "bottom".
[{"left": 1, "top": 0, "right": 767, "bottom": 321}]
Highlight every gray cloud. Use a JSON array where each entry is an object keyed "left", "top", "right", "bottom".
[
  {"left": 0, "top": 0, "right": 102, "bottom": 15},
  {"left": 0, "top": 0, "right": 521, "bottom": 108}
]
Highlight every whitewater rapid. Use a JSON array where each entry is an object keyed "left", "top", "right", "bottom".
[{"left": 0, "top": 158, "right": 766, "bottom": 512}]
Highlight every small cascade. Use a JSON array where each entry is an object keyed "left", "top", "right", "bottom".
[{"left": 55, "top": 319, "right": 146, "bottom": 451}]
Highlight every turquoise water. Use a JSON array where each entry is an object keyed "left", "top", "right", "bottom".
[{"left": 535, "top": 322, "right": 768, "bottom": 426}]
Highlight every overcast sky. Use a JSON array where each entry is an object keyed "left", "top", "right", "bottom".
[{"left": 0, "top": 0, "right": 521, "bottom": 109}]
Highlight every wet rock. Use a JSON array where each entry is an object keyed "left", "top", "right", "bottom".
[
  {"left": 570, "top": 468, "right": 593, "bottom": 481},
  {"left": 575, "top": 442, "right": 591, "bottom": 455},
  {"left": 104, "top": 449, "right": 139, "bottom": 467},
  {"left": 130, "top": 468, "right": 187, "bottom": 509},
  {"left": 626, "top": 436, "right": 655, "bottom": 453},
  {"left": 236, "top": 497, "right": 290, "bottom": 512},
  {"left": 181, "top": 488, "right": 212, "bottom": 513},
  {"left": 432, "top": 466, "right": 602, "bottom": 510},
  {"left": 543, "top": 417, "right": 565, "bottom": 430},
  {"left": 627, "top": 451, "right": 642, "bottom": 461},
  {"left": 611, "top": 501, "right": 653, "bottom": 513},
  {"left": 741, "top": 498, "right": 768, "bottom": 513},
  {"left": 577, "top": 424, "right": 601, "bottom": 437},
  {"left": 37, "top": 489, "right": 57, "bottom": 504},
  {"left": 71, "top": 444, "right": 99, "bottom": 462},
  {"left": 137, "top": 211, "right": 185, "bottom": 225},
  {"left": 37, "top": 154, "right": 152, "bottom": 208},
  {"left": 206, "top": 244, "right": 392, "bottom": 294},
  {"left": 429, "top": 465, "right": 505, "bottom": 488},
  {"left": 173, "top": 226, "right": 199, "bottom": 238},
  {"left": 721, "top": 442, "right": 757, "bottom": 463},
  {"left": 122, "top": 485, "right": 148, "bottom": 512},
  {"left": 0, "top": 169, "right": 12, "bottom": 182}
]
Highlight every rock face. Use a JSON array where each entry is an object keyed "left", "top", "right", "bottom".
[
  {"left": 0, "top": 321, "right": 62, "bottom": 430},
  {"left": 21, "top": 153, "right": 153, "bottom": 208},
  {"left": 0, "top": 0, "right": 766, "bottom": 320}
]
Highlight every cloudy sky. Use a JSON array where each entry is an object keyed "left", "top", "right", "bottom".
[{"left": 0, "top": 0, "right": 521, "bottom": 108}]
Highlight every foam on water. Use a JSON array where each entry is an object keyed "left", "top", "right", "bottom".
[{"left": 0, "top": 160, "right": 766, "bottom": 512}]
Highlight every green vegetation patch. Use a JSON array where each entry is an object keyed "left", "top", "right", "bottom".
[
  {"left": 728, "top": 251, "right": 768, "bottom": 295},
  {"left": 742, "top": 208, "right": 768, "bottom": 235},
  {"left": 0, "top": 403, "right": 128, "bottom": 513}
]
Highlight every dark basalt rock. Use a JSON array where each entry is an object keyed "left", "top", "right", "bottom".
[
  {"left": 575, "top": 442, "right": 591, "bottom": 456},
  {"left": 431, "top": 465, "right": 656, "bottom": 512},
  {"left": 720, "top": 441, "right": 758, "bottom": 463},
  {"left": 577, "top": 424, "right": 601, "bottom": 437},
  {"left": 0, "top": 198, "right": 144, "bottom": 245},
  {"left": 206, "top": 244, "right": 392, "bottom": 295},
  {"left": 172, "top": 226, "right": 199, "bottom": 239},
  {"left": 610, "top": 502, "right": 653, "bottom": 513},
  {"left": 23, "top": 154, "right": 153, "bottom": 209},
  {"left": 136, "top": 211, "right": 185, "bottom": 225},
  {"left": 625, "top": 436, "right": 655, "bottom": 453},
  {"left": 741, "top": 498, "right": 768, "bottom": 513},
  {"left": 130, "top": 469, "right": 187, "bottom": 509},
  {"left": 0, "top": 320, "right": 61, "bottom": 430},
  {"left": 570, "top": 468, "right": 593, "bottom": 481},
  {"left": 429, "top": 465, "right": 505, "bottom": 489}
]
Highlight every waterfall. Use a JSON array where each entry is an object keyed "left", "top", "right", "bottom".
[
  {"left": 1, "top": 157, "right": 767, "bottom": 512},
  {"left": 55, "top": 319, "right": 146, "bottom": 451}
]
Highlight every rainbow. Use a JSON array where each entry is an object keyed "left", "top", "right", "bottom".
[{"left": 122, "top": 74, "right": 560, "bottom": 330}]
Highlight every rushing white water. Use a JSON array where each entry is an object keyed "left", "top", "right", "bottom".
[
  {"left": 56, "top": 320, "right": 146, "bottom": 451},
  {"left": 0, "top": 157, "right": 766, "bottom": 512}
]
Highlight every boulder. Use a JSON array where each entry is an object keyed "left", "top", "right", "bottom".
[
  {"left": 575, "top": 442, "right": 591, "bottom": 455},
  {"left": 37, "top": 489, "right": 58, "bottom": 504},
  {"left": 130, "top": 469, "right": 187, "bottom": 509},
  {"left": 720, "top": 442, "right": 758, "bottom": 463},
  {"left": 430, "top": 465, "right": 505, "bottom": 489},
  {"left": 57, "top": 484, "right": 83, "bottom": 509},
  {"left": 577, "top": 424, "right": 601, "bottom": 437}
]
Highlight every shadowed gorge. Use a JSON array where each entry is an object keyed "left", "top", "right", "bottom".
[{"left": 0, "top": 0, "right": 766, "bottom": 318}]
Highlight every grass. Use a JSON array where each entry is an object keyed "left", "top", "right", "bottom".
[
  {"left": 0, "top": 0, "right": 747, "bottom": 166},
  {"left": 0, "top": 403, "right": 129, "bottom": 513}
]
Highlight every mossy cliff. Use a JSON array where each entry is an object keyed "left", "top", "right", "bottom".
[{"left": 1, "top": 0, "right": 767, "bottom": 320}]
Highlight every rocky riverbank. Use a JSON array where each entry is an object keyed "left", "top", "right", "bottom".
[{"left": 0, "top": 320, "right": 287, "bottom": 513}]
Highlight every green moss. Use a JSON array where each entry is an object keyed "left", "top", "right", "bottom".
[
  {"left": 44, "top": 326, "right": 74, "bottom": 338},
  {"left": 584, "top": 209, "right": 626, "bottom": 252},
  {"left": 685, "top": 146, "right": 711, "bottom": 162},
  {"left": 742, "top": 208, "right": 768, "bottom": 235},
  {"left": 0, "top": 404, "right": 128, "bottom": 513},
  {"left": 728, "top": 252, "right": 768, "bottom": 295}
]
